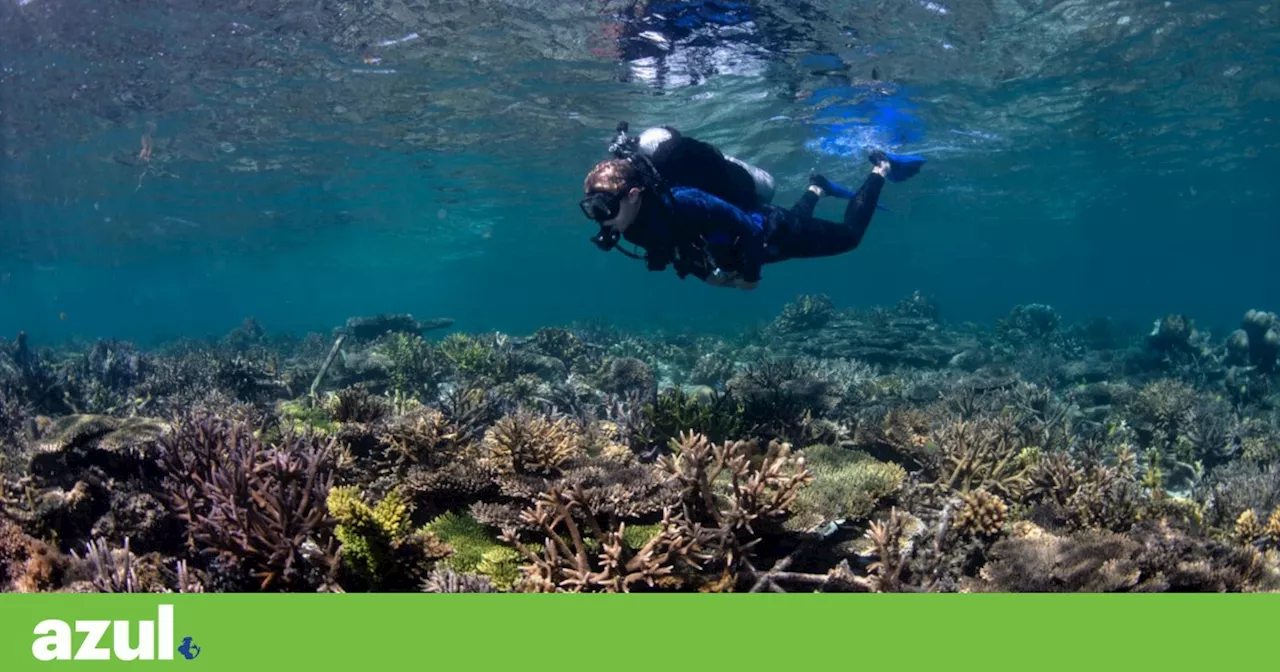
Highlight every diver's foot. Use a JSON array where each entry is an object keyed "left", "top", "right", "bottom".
[
  {"left": 868, "top": 150, "right": 892, "bottom": 174},
  {"left": 809, "top": 173, "right": 857, "bottom": 199},
  {"left": 868, "top": 149, "right": 925, "bottom": 182},
  {"left": 808, "top": 173, "right": 835, "bottom": 196}
]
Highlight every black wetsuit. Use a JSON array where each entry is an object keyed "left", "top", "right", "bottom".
[{"left": 621, "top": 172, "right": 886, "bottom": 284}]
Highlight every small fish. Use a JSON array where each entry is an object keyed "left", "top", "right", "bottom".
[{"left": 59, "top": 312, "right": 67, "bottom": 321}]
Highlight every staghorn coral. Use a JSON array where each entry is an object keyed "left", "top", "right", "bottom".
[
  {"left": 923, "top": 414, "right": 1034, "bottom": 499},
  {"left": 637, "top": 386, "right": 744, "bottom": 450},
  {"left": 1234, "top": 509, "right": 1263, "bottom": 545},
  {"left": 326, "top": 384, "right": 389, "bottom": 424},
  {"left": 727, "top": 356, "right": 838, "bottom": 445},
  {"left": 381, "top": 332, "right": 441, "bottom": 398},
  {"left": 500, "top": 485, "right": 704, "bottom": 593},
  {"left": 656, "top": 431, "right": 813, "bottom": 580},
  {"left": 159, "top": 413, "right": 339, "bottom": 592},
  {"left": 1022, "top": 448, "right": 1146, "bottom": 532},
  {"left": 531, "top": 328, "right": 585, "bottom": 364},
  {"left": 481, "top": 409, "right": 583, "bottom": 476}
]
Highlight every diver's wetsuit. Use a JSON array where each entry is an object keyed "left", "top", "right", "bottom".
[{"left": 621, "top": 172, "right": 886, "bottom": 284}]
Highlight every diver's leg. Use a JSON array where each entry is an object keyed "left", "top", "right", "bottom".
[
  {"left": 775, "top": 172, "right": 887, "bottom": 259},
  {"left": 832, "top": 172, "right": 887, "bottom": 252},
  {"left": 790, "top": 187, "right": 821, "bottom": 218}
]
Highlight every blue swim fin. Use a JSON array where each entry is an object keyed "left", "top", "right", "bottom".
[{"left": 869, "top": 149, "right": 925, "bottom": 182}]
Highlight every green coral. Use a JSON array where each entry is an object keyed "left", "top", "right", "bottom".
[
  {"left": 640, "top": 386, "right": 744, "bottom": 447},
  {"left": 438, "top": 333, "right": 495, "bottom": 378},
  {"left": 327, "top": 486, "right": 411, "bottom": 589},
  {"left": 424, "top": 510, "right": 542, "bottom": 590},
  {"left": 621, "top": 523, "right": 664, "bottom": 551},
  {"left": 383, "top": 332, "right": 438, "bottom": 398},
  {"left": 789, "top": 445, "right": 907, "bottom": 531},
  {"left": 476, "top": 547, "right": 524, "bottom": 591},
  {"left": 278, "top": 398, "right": 338, "bottom": 436}
]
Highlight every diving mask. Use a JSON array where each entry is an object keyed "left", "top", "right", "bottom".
[{"left": 579, "top": 190, "right": 624, "bottom": 222}]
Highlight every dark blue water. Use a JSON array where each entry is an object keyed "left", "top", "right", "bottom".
[{"left": 2, "top": 0, "right": 1278, "bottom": 345}]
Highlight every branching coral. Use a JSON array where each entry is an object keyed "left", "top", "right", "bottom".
[
  {"left": 326, "top": 384, "right": 389, "bottom": 424},
  {"left": 1022, "top": 448, "right": 1146, "bottom": 532},
  {"left": 481, "top": 409, "right": 583, "bottom": 476},
  {"left": 327, "top": 486, "right": 445, "bottom": 590},
  {"left": 500, "top": 485, "right": 704, "bottom": 593},
  {"left": 728, "top": 356, "right": 838, "bottom": 444},
  {"left": 159, "top": 414, "right": 338, "bottom": 591},
  {"left": 531, "top": 328, "right": 585, "bottom": 364},
  {"left": 924, "top": 415, "right": 1034, "bottom": 499},
  {"left": 656, "top": 431, "right": 813, "bottom": 576},
  {"left": 381, "top": 332, "right": 441, "bottom": 398},
  {"left": 637, "top": 386, "right": 744, "bottom": 450}
]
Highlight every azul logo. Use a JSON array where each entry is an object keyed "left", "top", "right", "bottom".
[{"left": 31, "top": 604, "right": 201, "bottom": 662}]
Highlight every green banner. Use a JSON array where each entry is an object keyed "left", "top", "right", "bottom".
[{"left": 0, "top": 594, "right": 1274, "bottom": 669}]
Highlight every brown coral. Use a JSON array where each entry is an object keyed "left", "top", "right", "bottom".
[
  {"left": 159, "top": 414, "right": 338, "bottom": 591},
  {"left": 481, "top": 409, "right": 583, "bottom": 476},
  {"left": 927, "top": 415, "right": 1032, "bottom": 498},
  {"left": 952, "top": 490, "right": 1008, "bottom": 537},
  {"left": 967, "top": 519, "right": 1280, "bottom": 592},
  {"left": 501, "top": 485, "right": 704, "bottom": 593},
  {"left": 0, "top": 519, "right": 64, "bottom": 592}
]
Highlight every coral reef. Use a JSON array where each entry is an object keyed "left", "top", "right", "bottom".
[{"left": 3, "top": 294, "right": 1280, "bottom": 592}]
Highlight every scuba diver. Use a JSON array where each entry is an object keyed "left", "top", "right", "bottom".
[{"left": 579, "top": 122, "right": 924, "bottom": 289}]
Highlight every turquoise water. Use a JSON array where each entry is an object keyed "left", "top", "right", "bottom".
[{"left": 2, "top": 0, "right": 1278, "bottom": 344}]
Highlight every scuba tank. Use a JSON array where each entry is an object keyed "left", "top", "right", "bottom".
[{"left": 611, "top": 123, "right": 775, "bottom": 210}]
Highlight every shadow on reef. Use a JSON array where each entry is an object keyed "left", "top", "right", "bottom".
[{"left": 2, "top": 300, "right": 1280, "bottom": 593}]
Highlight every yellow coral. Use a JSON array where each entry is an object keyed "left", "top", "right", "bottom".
[
  {"left": 1235, "top": 509, "right": 1263, "bottom": 545},
  {"left": 476, "top": 547, "right": 524, "bottom": 591},
  {"left": 327, "top": 486, "right": 411, "bottom": 588},
  {"left": 1266, "top": 508, "right": 1280, "bottom": 544}
]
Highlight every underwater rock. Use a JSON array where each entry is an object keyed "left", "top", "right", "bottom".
[
  {"left": 513, "top": 353, "right": 567, "bottom": 382},
  {"left": 591, "top": 357, "right": 656, "bottom": 398},
  {"left": 773, "top": 315, "right": 955, "bottom": 368},
  {"left": 1057, "top": 351, "right": 1116, "bottom": 383},
  {"left": 1236, "top": 310, "right": 1280, "bottom": 372},
  {"left": 947, "top": 348, "right": 988, "bottom": 372},
  {"left": 338, "top": 314, "right": 456, "bottom": 341},
  {"left": 1146, "top": 313, "right": 1197, "bottom": 353}
]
